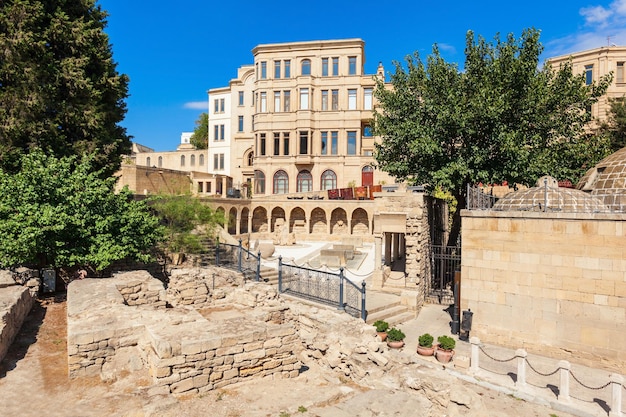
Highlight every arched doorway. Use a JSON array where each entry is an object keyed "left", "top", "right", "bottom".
[
  {"left": 252, "top": 207, "right": 268, "bottom": 232},
  {"left": 330, "top": 208, "right": 348, "bottom": 235},
  {"left": 351, "top": 208, "right": 369, "bottom": 235},
  {"left": 309, "top": 207, "right": 327, "bottom": 234}
]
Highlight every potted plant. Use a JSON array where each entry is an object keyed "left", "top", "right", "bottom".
[
  {"left": 386, "top": 327, "right": 406, "bottom": 349},
  {"left": 435, "top": 335, "right": 456, "bottom": 363},
  {"left": 373, "top": 320, "right": 389, "bottom": 341},
  {"left": 417, "top": 333, "right": 435, "bottom": 356}
]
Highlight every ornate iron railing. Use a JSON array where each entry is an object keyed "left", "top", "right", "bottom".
[
  {"left": 278, "top": 256, "right": 366, "bottom": 321},
  {"left": 215, "top": 239, "right": 261, "bottom": 281}
]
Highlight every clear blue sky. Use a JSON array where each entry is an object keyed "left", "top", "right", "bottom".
[{"left": 98, "top": 0, "right": 626, "bottom": 152}]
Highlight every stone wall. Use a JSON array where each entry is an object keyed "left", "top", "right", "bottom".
[
  {"left": 166, "top": 266, "right": 244, "bottom": 308},
  {"left": 461, "top": 210, "right": 626, "bottom": 372},
  {"left": 66, "top": 271, "right": 301, "bottom": 395}
]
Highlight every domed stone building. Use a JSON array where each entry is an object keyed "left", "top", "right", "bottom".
[{"left": 577, "top": 146, "right": 626, "bottom": 212}]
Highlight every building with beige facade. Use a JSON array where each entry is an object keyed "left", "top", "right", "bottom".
[{"left": 548, "top": 45, "right": 626, "bottom": 124}]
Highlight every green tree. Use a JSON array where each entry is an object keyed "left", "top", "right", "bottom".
[
  {"left": 373, "top": 28, "right": 612, "bottom": 245},
  {"left": 599, "top": 96, "right": 626, "bottom": 152},
  {"left": 190, "top": 112, "right": 209, "bottom": 149},
  {"left": 0, "top": 0, "right": 131, "bottom": 177},
  {"left": 0, "top": 150, "right": 164, "bottom": 272},
  {"left": 150, "top": 194, "right": 224, "bottom": 254}
]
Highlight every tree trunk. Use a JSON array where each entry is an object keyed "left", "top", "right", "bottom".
[{"left": 446, "top": 191, "right": 465, "bottom": 248}]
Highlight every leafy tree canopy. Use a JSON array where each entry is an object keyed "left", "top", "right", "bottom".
[
  {"left": 150, "top": 194, "right": 224, "bottom": 254},
  {"left": 0, "top": 0, "right": 131, "bottom": 177},
  {"left": 373, "top": 28, "right": 612, "bottom": 244},
  {"left": 190, "top": 112, "right": 209, "bottom": 149},
  {"left": 0, "top": 150, "right": 164, "bottom": 271},
  {"left": 599, "top": 96, "right": 626, "bottom": 152}
]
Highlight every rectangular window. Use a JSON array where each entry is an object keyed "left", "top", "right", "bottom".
[
  {"left": 283, "top": 133, "right": 290, "bottom": 155},
  {"left": 331, "top": 131, "right": 338, "bottom": 155},
  {"left": 274, "top": 61, "right": 281, "bottom": 79},
  {"left": 300, "top": 88, "right": 309, "bottom": 110},
  {"left": 347, "top": 131, "right": 357, "bottom": 155},
  {"left": 321, "top": 131, "right": 328, "bottom": 155},
  {"left": 274, "top": 132, "right": 280, "bottom": 156},
  {"left": 349, "top": 56, "right": 357, "bottom": 75},
  {"left": 260, "top": 92, "right": 267, "bottom": 112},
  {"left": 214, "top": 125, "right": 219, "bottom": 141},
  {"left": 364, "top": 88, "right": 373, "bottom": 110},
  {"left": 213, "top": 154, "right": 218, "bottom": 170},
  {"left": 274, "top": 91, "right": 281, "bottom": 112},
  {"left": 348, "top": 89, "right": 357, "bottom": 110},
  {"left": 220, "top": 124, "right": 225, "bottom": 140},
  {"left": 238, "top": 116, "right": 244, "bottom": 132},
  {"left": 220, "top": 98, "right": 225, "bottom": 112},
  {"left": 332, "top": 57, "right": 339, "bottom": 75},
  {"left": 260, "top": 61, "right": 267, "bottom": 79},
  {"left": 283, "top": 90, "right": 291, "bottom": 112},
  {"left": 219, "top": 153, "right": 224, "bottom": 170},
  {"left": 331, "top": 90, "right": 339, "bottom": 110},
  {"left": 363, "top": 125, "right": 373, "bottom": 137},
  {"left": 585, "top": 64, "right": 593, "bottom": 85},
  {"left": 299, "top": 131, "right": 309, "bottom": 154},
  {"left": 284, "top": 60, "right": 291, "bottom": 78},
  {"left": 321, "top": 90, "right": 328, "bottom": 111},
  {"left": 322, "top": 57, "right": 329, "bottom": 76},
  {"left": 260, "top": 133, "right": 266, "bottom": 156},
  {"left": 214, "top": 99, "right": 219, "bottom": 113},
  {"left": 618, "top": 62, "right": 624, "bottom": 83},
  {"left": 238, "top": 91, "right": 244, "bottom": 106}
]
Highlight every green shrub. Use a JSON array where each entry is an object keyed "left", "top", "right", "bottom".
[
  {"left": 418, "top": 333, "right": 434, "bottom": 348},
  {"left": 386, "top": 328, "right": 406, "bottom": 342},
  {"left": 373, "top": 320, "right": 389, "bottom": 333},
  {"left": 437, "top": 335, "right": 456, "bottom": 351}
]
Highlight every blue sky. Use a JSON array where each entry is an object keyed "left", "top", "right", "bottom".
[{"left": 98, "top": 0, "right": 626, "bottom": 152}]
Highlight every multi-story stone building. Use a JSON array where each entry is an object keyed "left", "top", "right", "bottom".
[
  {"left": 548, "top": 45, "right": 626, "bottom": 124},
  {"left": 207, "top": 38, "right": 394, "bottom": 198}
]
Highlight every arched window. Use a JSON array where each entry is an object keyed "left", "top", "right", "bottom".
[
  {"left": 301, "top": 59, "right": 311, "bottom": 76},
  {"left": 158, "top": 156, "right": 163, "bottom": 168},
  {"left": 297, "top": 170, "right": 313, "bottom": 192},
  {"left": 247, "top": 151, "right": 254, "bottom": 166},
  {"left": 199, "top": 154, "right": 204, "bottom": 165},
  {"left": 273, "top": 170, "right": 289, "bottom": 194},
  {"left": 362, "top": 165, "right": 374, "bottom": 187},
  {"left": 190, "top": 155, "right": 195, "bottom": 166},
  {"left": 321, "top": 170, "right": 337, "bottom": 190},
  {"left": 254, "top": 170, "right": 265, "bottom": 195},
  {"left": 180, "top": 155, "right": 185, "bottom": 167},
  {"left": 146, "top": 157, "right": 151, "bottom": 167}
]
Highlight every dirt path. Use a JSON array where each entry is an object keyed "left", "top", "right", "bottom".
[{"left": 0, "top": 295, "right": 577, "bottom": 417}]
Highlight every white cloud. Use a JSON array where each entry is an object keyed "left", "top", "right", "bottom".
[
  {"left": 437, "top": 43, "right": 457, "bottom": 54},
  {"left": 581, "top": 5, "right": 612, "bottom": 26},
  {"left": 183, "top": 101, "right": 207, "bottom": 110}
]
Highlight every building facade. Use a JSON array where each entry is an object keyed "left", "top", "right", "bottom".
[
  {"left": 548, "top": 46, "right": 626, "bottom": 124},
  {"left": 208, "top": 38, "right": 394, "bottom": 198}
]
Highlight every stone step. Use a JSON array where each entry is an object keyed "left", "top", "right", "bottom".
[
  {"left": 367, "top": 300, "right": 401, "bottom": 315},
  {"left": 366, "top": 304, "right": 414, "bottom": 326}
]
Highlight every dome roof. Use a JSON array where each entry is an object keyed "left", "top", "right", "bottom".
[
  {"left": 577, "top": 147, "right": 626, "bottom": 212},
  {"left": 493, "top": 176, "right": 608, "bottom": 213}
]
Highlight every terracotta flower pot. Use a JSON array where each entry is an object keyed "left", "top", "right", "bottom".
[
  {"left": 377, "top": 331, "right": 388, "bottom": 342},
  {"left": 417, "top": 345, "right": 435, "bottom": 356},
  {"left": 435, "top": 348, "right": 454, "bottom": 363},
  {"left": 387, "top": 340, "right": 405, "bottom": 349}
]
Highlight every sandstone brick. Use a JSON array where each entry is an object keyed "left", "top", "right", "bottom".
[
  {"left": 234, "top": 349, "right": 265, "bottom": 363},
  {"left": 150, "top": 365, "right": 172, "bottom": 378},
  {"left": 223, "top": 368, "right": 239, "bottom": 380},
  {"left": 240, "top": 365, "right": 263, "bottom": 377},
  {"left": 216, "top": 345, "right": 243, "bottom": 356}
]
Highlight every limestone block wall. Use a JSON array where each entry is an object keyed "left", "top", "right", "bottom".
[
  {"left": 0, "top": 285, "right": 36, "bottom": 363},
  {"left": 166, "top": 266, "right": 243, "bottom": 308},
  {"left": 461, "top": 210, "right": 626, "bottom": 371}
]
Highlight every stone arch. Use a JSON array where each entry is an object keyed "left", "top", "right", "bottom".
[
  {"left": 228, "top": 207, "right": 237, "bottom": 235},
  {"left": 216, "top": 207, "right": 226, "bottom": 228},
  {"left": 271, "top": 207, "right": 286, "bottom": 233},
  {"left": 330, "top": 208, "right": 348, "bottom": 235},
  {"left": 309, "top": 207, "right": 327, "bottom": 234},
  {"left": 351, "top": 208, "right": 369, "bottom": 235},
  {"left": 289, "top": 207, "right": 306, "bottom": 233},
  {"left": 252, "top": 207, "right": 268, "bottom": 233},
  {"left": 240, "top": 207, "right": 249, "bottom": 234}
]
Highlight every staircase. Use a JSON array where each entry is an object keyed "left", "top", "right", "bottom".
[
  {"left": 258, "top": 266, "right": 279, "bottom": 284},
  {"left": 365, "top": 292, "right": 415, "bottom": 327}
]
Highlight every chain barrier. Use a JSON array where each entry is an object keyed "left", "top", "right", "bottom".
[
  {"left": 525, "top": 358, "right": 560, "bottom": 377},
  {"left": 478, "top": 345, "right": 518, "bottom": 363},
  {"left": 569, "top": 370, "right": 612, "bottom": 391}
]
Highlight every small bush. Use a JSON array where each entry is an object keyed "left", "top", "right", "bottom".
[
  {"left": 373, "top": 320, "right": 389, "bottom": 333},
  {"left": 418, "top": 333, "right": 434, "bottom": 348},
  {"left": 386, "top": 328, "right": 406, "bottom": 342},
  {"left": 437, "top": 335, "right": 456, "bottom": 350}
]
